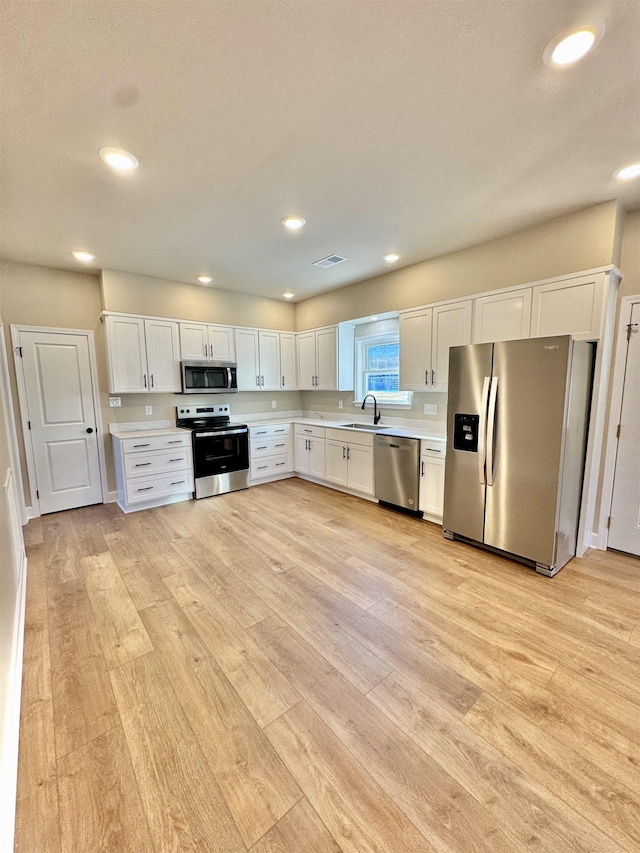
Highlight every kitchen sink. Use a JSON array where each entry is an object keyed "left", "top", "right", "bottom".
[{"left": 338, "top": 422, "right": 384, "bottom": 431}]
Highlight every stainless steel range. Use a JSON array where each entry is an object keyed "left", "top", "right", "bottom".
[{"left": 176, "top": 405, "right": 249, "bottom": 498}]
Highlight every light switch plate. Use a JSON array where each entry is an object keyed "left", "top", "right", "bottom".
[
  {"left": 109, "top": 396, "right": 121, "bottom": 408},
  {"left": 338, "top": 400, "right": 344, "bottom": 409},
  {"left": 272, "top": 400, "right": 277, "bottom": 408},
  {"left": 145, "top": 405, "right": 153, "bottom": 415},
  {"left": 424, "top": 403, "right": 438, "bottom": 415}
]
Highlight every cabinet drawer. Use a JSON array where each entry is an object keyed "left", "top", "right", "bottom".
[
  {"left": 250, "top": 454, "right": 292, "bottom": 479},
  {"left": 294, "top": 423, "right": 326, "bottom": 439},
  {"left": 250, "top": 436, "right": 290, "bottom": 457},
  {"left": 421, "top": 439, "right": 446, "bottom": 458},
  {"left": 124, "top": 448, "right": 191, "bottom": 478},
  {"left": 126, "top": 471, "right": 194, "bottom": 504},
  {"left": 325, "top": 428, "right": 374, "bottom": 447},
  {"left": 249, "top": 423, "right": 291, "bottom": 439},
  {"left": 121, "top": 432, "right": 191, "bottom": 454}
]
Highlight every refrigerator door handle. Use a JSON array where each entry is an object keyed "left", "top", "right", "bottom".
[
  {"left": 478, "top": 376, "right": 491, "bottom": 485},
  {"left": 486, "top": 376, "right": 499, "bottom": 486}
]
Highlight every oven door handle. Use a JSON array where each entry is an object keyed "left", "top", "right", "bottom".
[{"left": 194, "top": 428, "right": 248, "bottom": 438}]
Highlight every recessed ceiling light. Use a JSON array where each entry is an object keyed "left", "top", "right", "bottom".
[
  {"left": 543, "top": 21, "right": 604, "bottom": 68},
  {"left": 281, "top": 216, "right": 306, "bottom": 231},
  {"left": 282, "top": 291, "right": 295, "bottom": 299},
  {"left": 198, "top": 275, "right": 213, "bottom": 284},
  {"left": 71, "top": 250, "right": 95, "bottom": 262},
  {"left": 384, "top": 253, "right": 401, "bottom": 263},
  {"left": 99, "top": 147, "right": 139, "bottom": 171},
  {"left": 370, "top": 316, "right": 379, "bottom": 321},
  {"left": 614, "top": 162, "right": 640, "bottom": 181}
]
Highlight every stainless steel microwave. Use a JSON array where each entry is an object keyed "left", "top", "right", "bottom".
[{"left": 180, "top": 360, "right": 238, "bottom": 394}]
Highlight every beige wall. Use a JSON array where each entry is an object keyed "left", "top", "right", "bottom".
[
  {"left": 618, "top": 209, "right": 640, "bottom": 299},
  {"left": 101, "top": 270, "right": 296, "bottom": 330},
  {"left": 296, "top": 201, "right": 621, "bottom": 330}
]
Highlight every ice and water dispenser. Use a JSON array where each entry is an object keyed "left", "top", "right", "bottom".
[{"left": 453, "top": 413, "right": 479, "bottom": 452}]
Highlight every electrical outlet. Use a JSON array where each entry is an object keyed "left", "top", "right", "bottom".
[
  {"left": 272, "top": 400, "right": 277, "bottom": 408},
  {"left": 109, "top": 396, "right": 121, "bottom": 408},
  {"left": 423, "top": 403, "right": 438, "bottom": 415},
  {"left": 338, "top": 400, "right": 344, "bottom": 410},
  {"left": 145, "top": 405, "right": 153, "bottom": 415}
]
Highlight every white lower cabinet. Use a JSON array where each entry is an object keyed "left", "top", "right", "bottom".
[
  {"left": 325, "top": 428, "right": 374, "bottom": 495},
  {"left": 249, "top": 423, "right": 292, "bottom": 481},
  {"left": 419, "top": 439, "right": 446, "bottom": 520},
  {"left": 294, "top": 424, "right": 326, "bottom": 478},
  {"left": 112, "top": 429, "right": 193, "bottom": 513}
]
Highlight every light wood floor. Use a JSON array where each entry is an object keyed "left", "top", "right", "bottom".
[{"left": 14, "top": 477, "right": 640, "bottom": 853}]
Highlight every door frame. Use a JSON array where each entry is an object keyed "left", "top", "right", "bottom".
[
  {"left": 0, "top": 321, "right": 26, "bottom": 526},
  {"left": 10, "top": 325, "right": 109, "bottom": 518},
  {"left": 596, "top": 294, "right": 640, "bottom": 550}
]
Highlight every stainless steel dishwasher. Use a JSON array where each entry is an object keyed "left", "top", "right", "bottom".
[{"left": 374, "top": 434, "right": 422, "bottom": 514}]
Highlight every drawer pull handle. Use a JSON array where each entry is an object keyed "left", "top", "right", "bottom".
[
  {"left": 169, "top": 458, "right": 182, "bottom": 462},
  {"left": 256, "top": 431, "right": 267, "bottom": 435},
  {"left": 137, "top": 486, "right": 154, "bottom": 492},
  {"left": 170, "top": 480, "right": 186, "bottom": 485},
  {"left": 257, "top": 446, "right": 267, "bottom": 450},
  {"left": 167, "top": 440, "right": 183, "bottom": 444},
  {"left": 304, "top": 429, "right": 312, "bottom": 433},
  {"left": 257, "top": 465, "right": 268, "bottom": 470},
  {"left": 275, "top": 429, "right": 285, "bottom": 432},
  {"left": 275, "top": 462, "right": 286, "bottom": 467},
  {"left": 426, "top": 448, "right": 442, "bottom": 453},
  {"left": 135, "top": 462, "right": 152, "bottom": 467},
  {"left": 133, "top": 443, "right": 151, "bottom": 448},
  {"left": 275, "top": 443, "right": 285, "bottom": 447}
]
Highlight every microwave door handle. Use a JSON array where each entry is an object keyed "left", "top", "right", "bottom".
[
  {"left": 227, "top": 367, "right": 232, "bottom": 388},
  {"left": 486, "top": 376, "right": 498, "bottom": 486},
  {"left": 478, "top": 376, "right": 491, "bottom": 485}
]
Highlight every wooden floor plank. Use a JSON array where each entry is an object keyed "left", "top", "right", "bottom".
[
  {"left": 141, "top": 599, "right": 302, "bottom": 847},
  {"left": 250, "top": 797, "right": 342, "bottom": 853},
  {"left": 83, "top": 552, "right": 154, "bottom": 669},
  {"left": 57, "top": 725, "right": 154, "bottom": 853},
  {"left": 165, "top": 568, "right": 301, "bottom": 727},
  {"left": 104, "top": 530, "right": 170, "bottom": 610},
  {"left": 265, "top": 700, "right": 433, "bottom": 853},
  {"left": 109, "top": 650, "right": 246, "bottom": 852}
]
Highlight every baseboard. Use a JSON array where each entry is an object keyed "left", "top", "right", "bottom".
[
  {"left": 24, "top": 505, "right": 38, "bottom": 521},
  {"left": 106, "top": 490, "right": 118, "bottom": 504},
  {"left": 0, "top": 553, "right": 27, "bottom": 853}
]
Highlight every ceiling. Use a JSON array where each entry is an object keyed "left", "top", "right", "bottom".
[{"left": 1, "top": 1, "right": 639, "bottom": 302}]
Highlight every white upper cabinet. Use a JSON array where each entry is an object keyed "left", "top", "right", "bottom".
[
  {"left": 279, "top": 333, "right": 297, "bottom": 390},
  {"left": 473, "top": 289, "right": 532, "bottom": 343},
  {"left": 296, "top": 325, "right": 355, "bottom": 391},
  {"left": 234, "top": 327, "right": 261, "bottom": 390},
  {"left": 179, "top": 322, "right": 235, "bottom": 361},
  {"left": 530, "top": 274, "right": 607, "bottom": 341},
  {"left": 105, "top": 315, "right": 181, "bottom": 393},
  {"left": 431, "top": 301, "right": 472, "bottom": 389},
  {"left": 144, "top": 319, "right": 182, "bottom": 392},
  {"left": 399, "top": 301, "right": 471, "bottom": 391},
  {"left": 258, "top": 330, "right": 281, "bottom": 391},
  {"left": 399, "top": 307, "right": 432, "bottom": 390}
]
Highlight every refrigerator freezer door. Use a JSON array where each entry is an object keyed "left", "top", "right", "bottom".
[
  {"left": 484, "top": 336, "right": 571, "bottom": 566},
  {"left": 443, "top": 342, "right": 493, "bottom": 542}
]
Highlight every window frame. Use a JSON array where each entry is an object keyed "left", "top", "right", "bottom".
[{"left": 354, "top": 332, "right": 412, "bottom": 408}]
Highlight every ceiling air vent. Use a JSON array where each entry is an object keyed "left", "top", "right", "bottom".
[{"left": 313, "top": 254, "right": 347, "bottom": 269}]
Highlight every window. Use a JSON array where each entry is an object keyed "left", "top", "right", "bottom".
[{"left": 356, "top": 334, "right": 412, "bottom": 405}]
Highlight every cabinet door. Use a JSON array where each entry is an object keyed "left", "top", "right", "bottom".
[
  {"left": 280, "top": 333, "right": 297, "bottom": 390},
  {"left": 234, "top": 328, "right": 260, "bottom": 390},
  {"left": 399, "top": 308, "right": 432, "bottom": 390},
  {"left": 295, "top": 435, "right": 310, "bottom": 474},
  {"left": 209, "top": 325, "right": 235, "bottom": 361},
  {"left": 258, "top": 330, "right": 281, "bottom": 391},
  {"left": 145, "top": 319, "right": 181, "bottom": 392},
  {"left": 296, "top": 331, "right": 316, "bottom": 390},
  {"left": 105, "top": 315, "right": 148, "bottom": 393},
  {"left": 325, "top": 440, "right": 348, "bottom": 487},
  {"left": 309, "top": 437, "right": 326, "bottom": 479},
  {"left": 420, "top": 456, "right": 445, "bottom": 517},
  {"left": 530, "top": 274, "right": 606, "bottom": 340},
  {"left": 180, "top": 323, "right": 209, "bottom": 359},
  {"left": 347, "top": 444, "right": 374, "bottom": 495},
  {"left": 473, "top": 290, "right": 532, "bottom": 344},
  {"left": 431, "top": 301, "right": 472, "bottom": 390},
  {"left": 315, "top": 327, "right": 338, "bottom": 390}
]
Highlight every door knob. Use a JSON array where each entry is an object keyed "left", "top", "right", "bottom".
[{"left": 86, "top": 427, "right": 94, "bottom": 433}]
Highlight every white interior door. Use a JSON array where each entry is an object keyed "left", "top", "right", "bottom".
[
  {"left": 608, "top": 303, "right": 640, "bottom": 556},
  {"left": 18, "top": 330, "right": 102, "bottom": 514}
]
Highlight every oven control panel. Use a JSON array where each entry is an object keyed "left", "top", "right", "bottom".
[{"left": 177, "top": 404, "right": 230, "bottom": 419}]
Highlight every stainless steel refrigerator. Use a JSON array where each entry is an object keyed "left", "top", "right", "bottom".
[{"left": 443, "top": 335, "right": 592, "bottom": 576}]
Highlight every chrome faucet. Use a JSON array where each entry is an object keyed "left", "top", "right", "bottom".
[{"left": 361, "top": 394, "right": 381, "bottom": 424}]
